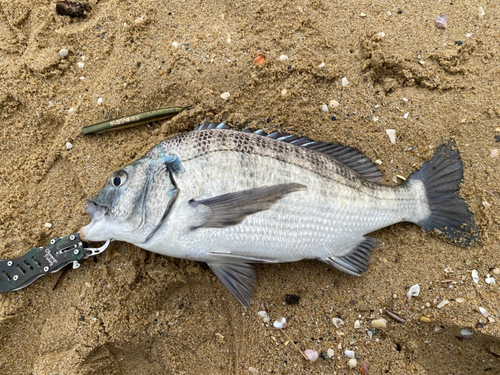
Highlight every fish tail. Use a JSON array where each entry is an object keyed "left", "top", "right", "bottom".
[{"left": 407, "top": 141, "right": 479, "bottom": 246}]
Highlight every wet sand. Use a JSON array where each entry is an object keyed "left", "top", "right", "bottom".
[{"left": 0, "top": 0, "right": 499, "bottom": 373}]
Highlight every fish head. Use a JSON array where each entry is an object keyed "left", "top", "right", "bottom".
[{"left": 81, "top": 151, "right": 180, "bottom": 244}]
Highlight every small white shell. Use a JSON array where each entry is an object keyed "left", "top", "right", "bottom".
[
  {"left": 348, "top": 358, "right": 357, "bottom": 369},
  {"left": 436, "top": 14, "right": 447, "bottom": 29},
  {"left": 485, "top": 276, "right": 496, "bottom": 284},
  {"left": 407, "top": 284, "right": 420, "bottom": 299},
  {"left": 354, "top": 320, "right": 361, "bottom": 329},
  {"left": 332, "top": 318, "right": 344, "bottom": 328},
  {"left": 472, "top": 269, "right": 479, "bottom": 283},
  {"left": 77, "top": 62, "right": 84, "bottom": 68},
  {"left": 257, "top": 311, "right": 267, "bottom": 318},
  {"left": 220, "top": 92, "right": 230, "bottom": 100},
  {"left": 318, "top": 62, "right": 325, "bottom": 68},
  {"left": 479, "top": 307, "right": 490, "bottom": 317},
  {"left": 460, "top": 328, "right": 473, "bottom": 336},
  {"left": 304, "top": 349, "right": 319, "bottom": 361},
  {"left": 279, "top": 55, "right": 289, "bottom": 62},
  {"left": 273, "top": 317, "right": 286, "bottom": 329},
  {"left": 341, "top": 77, "right": 349, "bottom": 87},
  {"left": 437, "top": 300, "right": 449, "bottom": 309},
  {"left": 321, "top": 104, "right": 329, "bottom": 112},
  {"left": 345, "top": 350, "right": 355, "bottom": 359}
]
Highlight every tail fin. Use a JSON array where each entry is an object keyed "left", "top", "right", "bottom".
[{"left": 408, "top": 141, "right": 479, "bottom": 247}]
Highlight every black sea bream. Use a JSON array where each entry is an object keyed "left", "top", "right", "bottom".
[{"left": 81, "top": 123, "right": 478, "bottom": 307}]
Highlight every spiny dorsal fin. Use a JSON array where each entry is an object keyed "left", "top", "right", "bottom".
[{"left": 195, "top": 122, "right": 383, "bottom": 183}]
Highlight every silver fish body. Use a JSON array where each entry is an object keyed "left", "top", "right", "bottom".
[{"left": 81, "top": 125, "right": 478, "bottom": 307}]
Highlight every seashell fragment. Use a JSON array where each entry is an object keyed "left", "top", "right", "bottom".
[
  {"left": 407, "top": 284, "right": 420, "bottom": 299},
  {"left": 371, "top": 319, "right": 387, "bottom": 329},
  {"left": 253, "top": 55, "right": 266, "bottom": 66},
  {"left": 460, "top": 328, "right": 473, "bottom": 336},
  {"left": 332, "top": 317, "right": 344, "bottom": 328},
  {"left": 273, "top": 317, "right": 286, "bottom": 329},
  {"left": 436, "top": 14, "right": 447, "bottom": 29},
  {"left": 257, "top": 311, "right": 267, "bottom": 318},
  {"left": 491, "top": 149, "right": 499, "bottom": 158},
  {"left": 386, "top": 129, "right": 396, "bottom": 144},
  {"left": 348, "top": 358, "right": 357, "bottom": 368},
  {"left": 354, "top": 320, "right": 361, "bottom": 329},
  {"left": 345, "top": 350, "right": 355, "bottom": 358},
  {"left": 304, "top": 349, "right": 319, "bottom": 361},
  {"left": 321, "top": 104, "right": 329, "bottom": 112},
  {"left": 327, "top": 348, "right": 334, "bottom": 358},
  {"left": 279, "top": 55, "right": 289, "bottom": 62},
  {"left": 485, "top": 276, "right": 496, "bottom": 284},
  {"left": 472, "top": 269, "right": 479, "bottom": 283},
  {"left": 456, "top": 297, "right": 466, "bottom": 303},
  {"left": 479, "top": 307, "right": 490, "bottom": 317},
  {"left": 341, "top": 77, "right": 349, "bottom": 87},
  {"left": 437, "top": 300, "right": 449, "bottom": 309},
  {"left": 220, "top": 92, "right": 230, "bottom": 100}
]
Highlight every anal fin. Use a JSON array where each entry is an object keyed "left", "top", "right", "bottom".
[
  {"left": 322, "top": 237, "right": 377, "bottom": 276},
  {"left": 208, "top": 262, "right": 256, "bottom": 308}
]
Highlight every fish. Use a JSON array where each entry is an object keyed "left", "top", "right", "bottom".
[{"left": 81, "top": 123, "right": 479, "bottom": 307}]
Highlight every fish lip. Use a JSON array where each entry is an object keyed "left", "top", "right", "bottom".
[{"left": 85, "top": 200, "right": 108, "bottom": 220}]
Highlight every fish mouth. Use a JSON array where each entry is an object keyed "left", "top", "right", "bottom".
[{"left": 80, "top": 200, "right": 108, "bottom": 241}]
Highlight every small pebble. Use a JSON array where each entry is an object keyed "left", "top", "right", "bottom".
[
  {"left": 402, "top": 97, "right": 408, "bottom": 102},
  {"left": 97, "top": 97, "right": 103, "bottom": 105},
  {"left": 248, "top": 367, "right": 259, "bottom": 375},
  {"left": 419, "top": 60, "right": 425, "bottom": 65},
  {"left": 341, "top": 77, "right": 349, "bottom": 87},
  {"left": 172, "top": 41, "right": 179, "bottom": 48},
  {"left": 273, "top": 317, "right": 286, "bottom": 329},
  {"left": 360, "top": 12, "right": 366, "bottom": 17},
  {"left": 332, "top": 318, "right": 344, "bottom": 328},
  {"left": 371, "top": 319, "right": 387, "bottom": 329},
  {"left": 281, "top": 89, "right": 290, "bottom": 99},
  {"left": 466, "top": 33, "right": 472, "bottom": 38},
  {"left": 304, "top": 349, "right": 319, "bottom": 362},
  {"left": 348, "top": 358, "right": 357, "bottom": 369},
  {"left": 77, "top": 62, "right": 84, "bottom": 68},
  {"left": 472, "top": 269, "right": 479, "bottom": 283},
  {"left": 279, "top": 55, "right": 289, "bottom": 62},
  {"left": 354, "top": 320, "right": 361, "bottom": 329},
  {"left": 318, "top": 62, "right": 325, "bottom": 68},
  {"left": 321, "top": 104, "right": 329, "bottom": 112},
  {"left": 491, "top": 149, "right": 498, "bottom": 158},
  {"left": 66, "top": 142, "right": 73, "bottom": 150},
  {"left": 80, "top": 76, "right": 85, "bottom": 80},
  {"left": 263, "top": 316, "right": 270, "bottom": 324},
  {"left": 329, "top": 99, "right": 339, "bottom": 108},
  {"left": 345, "top": 350, "right": 355, "bottom": 358},
  {"left": 420, "top": 316, "right": 431, "bottom": 323},
  {"left": 386, "top": 129, "right": 396, "bottom": 144},
  {"left": 44, "top": 222, "right": 53, "bottom": 228},
  {"left": 403, "top": 112, "right": 409, "bottom": 119},
  {"left": 327, "top": 348, "right": 334, "bottom": 358},
  {"left": 456, "top": 298, "right": 466, "bottom": 303},
  {"left": 393, "top": 294, "right": 397, "bottom": 299},
  {"left": 220, "top": 92, "right": 230, "bottom": 100},
  {"left": 134, "top": 16, "right": 144, "bottom": 25},
  {"left": 437, "top": 300, "right": 449, "bottom": 309},
  {"left": 59, "top": 48, "right": 69, "bottom": 58},
  {"left": 455, "top": 41, "right": 463, "bottom": 46},
  {"left": 285, "top": 294, "right": 300, "bottom": 305}
]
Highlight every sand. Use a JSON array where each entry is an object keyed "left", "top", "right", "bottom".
[{"left": 0, "top": 0, "right": 499, "bottom": 374}]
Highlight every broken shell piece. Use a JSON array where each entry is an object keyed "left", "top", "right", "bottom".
[
  {"left": 327, "top": 348, "right": 334, "bottom": 358},
  {"left": 479, "top": 307, "right": 490, "bottom": 318},
  {"left": 257, "top": 311, "right": 267, "bottom": 318},
  {"left": 220, "top": 92, "right": 230, "bottom": 100},
  {"left": 386, "top": 129, "right": 396, "bottom": 144},
  {"left": 373, "top": 32, "right": 385, "bottom": 40},
  {"left": 436, "top": 14, "right": 447, "bottom": 29},
  {"left": 456, "top": 298, "right": 466, "bottom": 303},
  {"left": 318, "top": 62, "right": 325, "bottom": 68},
  {"left": 332, "top": 317, "right": 344, "bottom": 328},
  {"left": 491, "top": 149, "right": 499, "bottom": 158},
  {"left": 172, "top": 41, "right": 179, "bottom": 48},
  {"left": 281, "top": 89, "right": 291, "bottom": 99},
  {"left": 371, "top": 319, "right": 387, "bottom": 329},
  {"left": 437, "top": 300, "right": 449, "bottom": 309},
  {"left": 253, "top": 55, "right": 266, "bottom": 66},
  {"left": 44, "top": 222, "right": 53, "bottom": 228},
  {"left": 273, "top": 317, "right": 287, "bottom": 329},
  {"left": 407, "top": 284, "right": 420, "bottom": 299},
  {"left": 341, "top": 77, "right": 349, "bottom": 87},
  {"left": 66, "top": 142, "right": 73, "bottom": 150},
  {"left": 460, "top": 328, "right": 473, "bottom": 336},
  {"left": 478, "top": 7, "right": 485, "bottom": 18},
  {"left": 472, "top": 269, "right": 479, "bottom": 283},
  {"left": 279, "top": 55, "right": 289, "bottom": 62},
  {"left": 354, "top": 320, "right": 361, "bottom": 329},
  {"left": 321, "top": 104, "right": 329, "bottom": 112},
  {"left": 345, "top": 350, "right": 355, "bottom": 358},
  {"left": 485, "top": 276, "right": 496, "bottom": 285},
  {"left": 304, "top": 349, "right": 319, "bottom": 362},
  {"left": 329, "top": 99, "right": 340, "bottom": 108}
]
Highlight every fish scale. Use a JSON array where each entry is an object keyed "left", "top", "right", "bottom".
[{"left": 82, "top": 125, "right": 479, "bottom": 307}]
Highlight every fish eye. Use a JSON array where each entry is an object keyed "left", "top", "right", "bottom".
[{"left": 111, "top": 170, "right": 128, "bottom": 187}]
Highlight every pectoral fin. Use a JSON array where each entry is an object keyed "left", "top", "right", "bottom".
[
  {"left": 322, "top": 236, "right": 377, "bottom": 276},
  {"left": 189, "top": 183, "right": 306, "bottom": 229},
  {"left": 208, "top": 262, "right": 256, "bottom": 308}
]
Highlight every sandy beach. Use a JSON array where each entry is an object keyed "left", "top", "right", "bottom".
[{"left": 0, "top": 0, "right": 499, "bottom": 373}]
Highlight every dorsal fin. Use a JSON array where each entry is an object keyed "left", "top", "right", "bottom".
[{"left": 195, "top": 122, "right": 383, "bottom": 183}]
